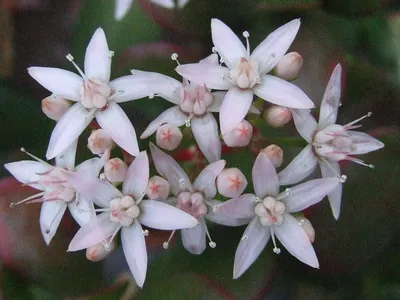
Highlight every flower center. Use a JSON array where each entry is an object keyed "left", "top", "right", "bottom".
[
  {"left": 230, "top": 57, "right": 260, "bottom": 89},
  {"left": 176, "top": 191, "right": 207, "bottom": 219},
  {"left": 254, "top": 196, "right": 285, "bottom": 226},
  {"left": 80, "top": 78, "right": 112, "bottom": 109},
  {"left": 179, "top": 84, "right": 214, "bottom": 116},
  {"left": 109, "top": 196, "right": 140, "bottom": 226},
  {"left": 38, "top": 167, "right": 76, "bottom": 203}
]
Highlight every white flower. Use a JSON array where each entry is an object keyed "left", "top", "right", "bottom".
[
  {"left": 213, "top": 153, "right": 340, "bottom": 279},
  {"left": 278, "top": 64, "right": 384, "bottom": 219},
  {"left": 176, "top": 19, "right": 314, "bottom": 134},
  {"left": 28, "top": 28, "right": 166, "bottom": 159},
  {"left": 65, "top": 151, "right": 198, "bottom": 288},
  {"left": 4, "top": 142, "right": 105, "bottom": 245}
]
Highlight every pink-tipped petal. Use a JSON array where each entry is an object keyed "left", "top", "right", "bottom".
[
  {"left": 283, "top": 178, "right": 340, "bottom": 213},
  {"left": 138, "top": 200, "right": 198, "bottom": 230},
  {"left": 96, "top": 102, "right": 139, "bottom": 156},
  {"left": 27, "top": 67, "right": 82, "bottom": 101},
  {"left": 251, "top": 19, "right": 301, "bottom": 74},
  {"left": 319, "top": 64, "right": 342, "bottom": 127},
  {"left": 319, "top": 160, "right": 342, "bottom": 220},
  {"left": 181, "top": 218, "right": 206, "bottom": 255},
  {"left": 193, "top": 159, "right": 226, "bottom": 198},
  {"left": 220, "top": 87, "right": 253, "bottom": 134},
  {"left": 4, "top": 161, "right": 50, "bottom": 190},
  {"left": 84, "top": 28, "right": 111, "bottom": 83},
  {"left": 68, "top": 195, "right": 95, "bottom": 227},
  {"left": 252, "top": 153, "right": 280, "bottom": 198},
  {"left": 40, "top": 201, "right": 67, "bottom": 245},
  {"left": 191, "top": 113, "right": 221, "bottom": 163},
  {"left": 115, "top": 0, "right": 134, "bottom": 21},
  {"left": 121, "top": 221, "right": 147, "bottom": 288},
  {"left": 215, "top": 194, "right": 256, "bottom": 219},
  {"left": 274, "top": 214, "right": 319, "bottom": 268},
  {"left": 211, "top": 18, "right": 247, "bottom": 68},
  {"left": 175, "top": 64, "right": 231, "bottom": 90},
  {"left": 290, "top": 109, "right": 318, "bottom": 143},
  {"left": 233, "top": 217, "right": 270, "bottom": 279},
  {"left": 55, "top": 139, "right": 77, "bottom": 171},
  {"left": 278, "top": 145, "right": 318, "bottom": 185},
  {"left": 46, "top": 103, "right": 95, "bottom": 159},
  {"left": 348, "top": 131, "right": 384, "bottom": 155},
  {"left": 123, "top": 151, "right": 149, "bottom": 199}
]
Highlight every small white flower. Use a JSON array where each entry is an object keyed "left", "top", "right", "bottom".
[{"left": 278, "top": 64, "right": 384, "bottom": 219}]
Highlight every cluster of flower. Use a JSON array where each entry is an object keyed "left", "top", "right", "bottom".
[{"left": 4, "top": 18, "right": 384, "bottom": 288}]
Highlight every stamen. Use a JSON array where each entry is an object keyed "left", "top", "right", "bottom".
[
  {"left": 344, "top": 112, "right": 372, "bottom": 128},
  {"left": 340, "top": 175, "right": 347, "bottom": 183},
  {"left": 135, "top": 192, "right": 146, "bottom": 205},
  {"left": 345, "top": 156, "right": 374, "bottom": 168},
  {"left": 270, "top": 228, "right": 281, "bottom": 254},
  {"left": 99, "top": 173, "right": 107, "bottom": 180},
  {"left": 276, "top": 188, "right": 291, "bottom": 201},
  {"left": 298, "top": 218, "right": 305, "bottom": 226},
  {"left": 94, "top": 208, "right": 111, "bottom": 213},
  {"left": 149, "top": 94, "right": 155, "bottom": 99},
  {"left": 162, "top": 230, "right": 176, "bottom": 249},
  {"left": 320, "top": 158, "right": 342, "bottom": 179},
  {"left": 20, "top": 147, "right": 51, "bottom": 166},
  {"left": 241, "top": 235, "right": 248, "bottom": 241},
  {"left": 45, "top": 205, "right": 66, "bottom": 234},
  {"left": 142, "top": 229, "right": 149, "bottom": 236},
  {"left": 212, "top": 47, "right": 217, "bottom": 53},
  {"left": 108, "top": 51, "right": 115, "bottom": 58},
  {"left": 105, "top": 229, "right": 120, "bottom": 249},
  {"left": 171, "top": 53, "right": 180, "bottom": 66},
  {"left": 10, "top": 191, "right": 45, "bottom": 207},
  {"left": 252, "top": 196, "right": 261, "bottom": 203},
  {"left": 185, "top": 119, "right": 191, "bottom": 127},
  {"left": 66, "top": 54, "right": 87, "bottom": 79},
  {"left": 204, "top": 224, "right": 216, "bottom": 248},
  {"left": 242, "top": 31, "right": 250, "bottom": 56}
]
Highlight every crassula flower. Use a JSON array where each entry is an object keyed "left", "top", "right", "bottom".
[
  {"left": 65, "top": 151, "right": 198, "bottom": 287},
  {"left": 176, "top": 19, "right": 314, "bottom": 134},
  {"left": 278, "top": 64, "right": 384, "bottom": 219},
  {"left": 213, "top": 153, "right": 340, "bottom": 278},
  {"left": 4, "top": 142, "right": 105, "bottom": 244},
  {"left": 28, "top": 28, "right": 168, "bottom": 159}
]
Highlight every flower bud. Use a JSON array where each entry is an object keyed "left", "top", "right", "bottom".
[
  {"left": 86, "top": 241, "right": 115, "bottom": 262},
  {"left": 294, "top": 216, "right": 315, "bottom": 243},
  {"left": 223, "top": 119, "right": 253, "bottom": 147},
  {"left": 147, "top": 176, "right": 170, "bottom": 200},
  {"left": 41, "top": 95, "right": 71, "bottom": 121},
  {"left": 156, "top": 124, "right": 183, "bottom": 151},
  {"left": 217, "top": 168, "right": 248, "bottom": 198},
  {"left": 274, "top": 52, "right": 303, "bottom": 81},
  {"left": 87, "top": 129, "right": 114, "bottom": 155},
  {"left": 263, "top": 106, "right": 292, "bottom": 128},
  {"left": 104, "top": 158, "right": 128, "bottom": 183},
  {"left": 261, "top": 144, "right": 284, "bottom": 168}
]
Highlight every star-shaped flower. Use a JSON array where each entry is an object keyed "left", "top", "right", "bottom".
[
  {"left": 65, "top": 151, "right": 198, "bottom": 287},
  {"left": 278, "top": 64, "right": 384, "bottom": 219},
  {"left": 213, "top": 153, "right": 340, "bottom": 278},
  {"left": 176, "top": 18, "right": 314, "bottom": 134}
]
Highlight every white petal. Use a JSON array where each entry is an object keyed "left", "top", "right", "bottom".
[
  {"left": 68, "top": 195, "right": 95, "bottom": 227},
  {"left": 252, "top": 153, "right": 279, "bottom": 198},
  {"left": 319, "top": 64, "right": 342, "bottom": 126},
  {"left": 123, "top": 151, "right": 149, "bottom": 199},
  {"left": 233, "top": 217, "right": 270, "bottom": 279},
  {"left": 75, "top": 156, "right": 105, "bottom": 178},
  {"left": 290, "top": 109, "right": 318, "bottom": 143},
  {"left": 251, "top": 19, "right": 301, "bottom": 74},
  {"left": 278, "top": 145, "right": 318, "bottom": 185},
  {"left": 68, "top": 212, "right": 121, "bottom": 251},
  {"left": 181, "top": 218, "right": 206, "bottom": 254},
  {"left": 27, "top": 67, "right": 82, "bottom": 101},
  {"left": 283, "top": 178, "right": 340, "bottom": 213},
  {"left": 214, "top": 194, "right": 256, "bottom": 219},
  {"left": 140, "top": 106, "right": 186, "bottom": 139},
  {"left": 207, "top": 91, "right": 226, "bottom": 113},
  {"left": 199, "top": 53, "right": 219, "bottom": 65},
  {"left": 211, "top": 18, "right": 247, "bottom": 68},
  {"left": 40, "top": 201, "right": 67, "bottom": 245},
  {"left": 138, "top": 200, "right": 198, "bottom": 230},
  {"left": 149, "top": 143, "right": 193, "bottom": 195},
  {"left": 254, "top": 75, "right": 314, "bottom": 109},
  {"left": 348, "top": 131, "right": 384, "bottom": 155},
  {"left": 177, "top": 0, "right": 190, "bottom": 8},
  {"left": 192, "top": 114, "right": 221, "bottom": 163},
  {"left": 220, "top": 87, "right": 253, "bottom": 134},
  {"left": 96, "top": 102, "right": 139, "bottom": 156},
  {"left": 84, "top": 28, "right": 111, "bottom": 83},
  {"left": 115, "top": 0, "right": 134, "bottom": 21},
  {"left": 55, "top": 139, "right": 77, "bottom": 171},
  {"left": 121, "top": 221, "right": 147, "bottom": 288},
  {"left": 274, "top": 214, "right": 319, "bottom": 268},
  {"left": 319, "top": 160, "right": 342, "bottom": 220},
  {"left": 175, "top": 64, "right": 231, "bottom": 90},
  {"left": 206, "top": 200, "right": 252, "bottom": 227},
  {"left": 4, "top": 161, "right": 50, "bottom": 190},
  {"left": 248, "top": 105, "right": 261, "bottom": 115},
  {"left": 151, "top": 0, "right": 175, "bottom": 9},
  {"left": 193, "top": 159, "right": 225, "bottom": 198},
  {"left": 46, "top": 103, "right": 95, "bottom": 159}
]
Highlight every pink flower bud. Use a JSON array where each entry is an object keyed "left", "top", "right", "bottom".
[
  {"left": 294, "top": 216, "right": 315, "bottom": 243},
  {"left": 217, "top": 168, "right": 248, "bottom": 198},
  {"left": 41, "top": 95, "right": 71, "bottom": 121},
  {"left": 104, "top": 158, "right": 128, "bottom": 183},
  {"left": 156, "top": 124, "right": 183, "bottom": 151},
  {"left": 274, "top": 52, "right": 303, "bottom": 81},
  {"left": 87, "top": 129, "right": 114, "bottom": 155},
  {"left": 264, "top": 106, "right": 292, "bottom": 128},
  {"left": 260, "top": 144, "right": 284, "bottom": 168},
  {"left": 86, "top": 241, "right": 115, "bottom": 262},
  {"left": 223, "top": 120, "right": 253, "bottom": 147},
  {"left": 147, "top": 176, "right": 170, "bottom": 200}
]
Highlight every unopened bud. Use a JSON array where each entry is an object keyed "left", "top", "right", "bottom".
[
  {"left": 217, "top": 168, "right": 248, "bottom": 198},
  {"left": 264, "top": 106, "right": 292, "bottom": 128},
  {"left": 41, "top": 95, "right": 71, "bottom": 121},
  {"left": 156, "top": 124, "right": 183, "bottom": 151},
  {"left": 223, "top": 120, "right": 253, "bottom": 147},
  {"left": 86, "top": 241, "right": 115, "bottom": 262},
  {"left": 294, "top": 216, "right": 315, "bottom": 243},
  {"left": 260, "top": 144, "right": 284, "bottom": 168},
  {"left": 87, "top": 129, "right": 114, "bottom": 155},
  {"left": 147, "top": 176, "right": 170, "bottom": 200},
  {"left": 104, "top": 158, "right": 128, "bottom": 183},
  {"left": 274, "top": 52, "right": 303, "bottom": 81}
]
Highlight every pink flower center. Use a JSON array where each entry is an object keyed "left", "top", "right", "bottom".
[
  {"left": 179, "top": 84, "right": 214, "bottom": 116},
  {"left": 80, "top": 78, "right": 112, "bottom": 109},
  {"left": 230, "top": 57, "right": 260, "bottom": 89},
  {"left": 38, "top": 167, "right": 76, "bottom": 203},
  {"left": 254, "top": 196, "right": 285, "bottom": 226},
  {"left": 109, "top": 196, "right": 140, "bottom": 226},
  {"left": 176, "top": 191, "right": 207, "bottom": 219}
]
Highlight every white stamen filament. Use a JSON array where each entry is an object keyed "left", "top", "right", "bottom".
[
  {"left": 66, "top": 54, "right": 87, "bottom": 80},
  {"left": 20, "top": 147, "right": 51, "bottom": 166},
  {"left": 320, "top": 157, "right": 345, "bottom": 180},
  {"left": 142, "top": 229, "right": 149, "bottom": 236},
  {"left": 345, "top": 156, "right": 374, "bottom": 168},
  {"left": 204, "top": 224, "right": 216, "bottom": 248},
  {"left": 252, "top": 196, "right": 261, "bottom": 203},
  {"left": 242, "top": 31, "right": 250, "bottom": 56},
  {"left": 344, "top": 112, "right": 372, "bottom": 128},
  {"left": 163, "top": 230, "right": 176, "bottom": 249},
  {"left": 108, "top": 50, "right": 115, "bottom": 58},
  {"left": 135, "top": 192, "right": 146, "bottom": 205},
  {"left": 270, "top": 227, "right": 281, "bottom": 254},
  {"left": 45, "top": 206, "right": 66, "bottom": 234},
  {"left": 171, "top": 53, "right": 180, "bottom": 66},
  {"left": 276, "top": 188, "right": 291, "bottom": 201},
  {"left": 10, "top": 191, "right": 45, "bottom": 207}
]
